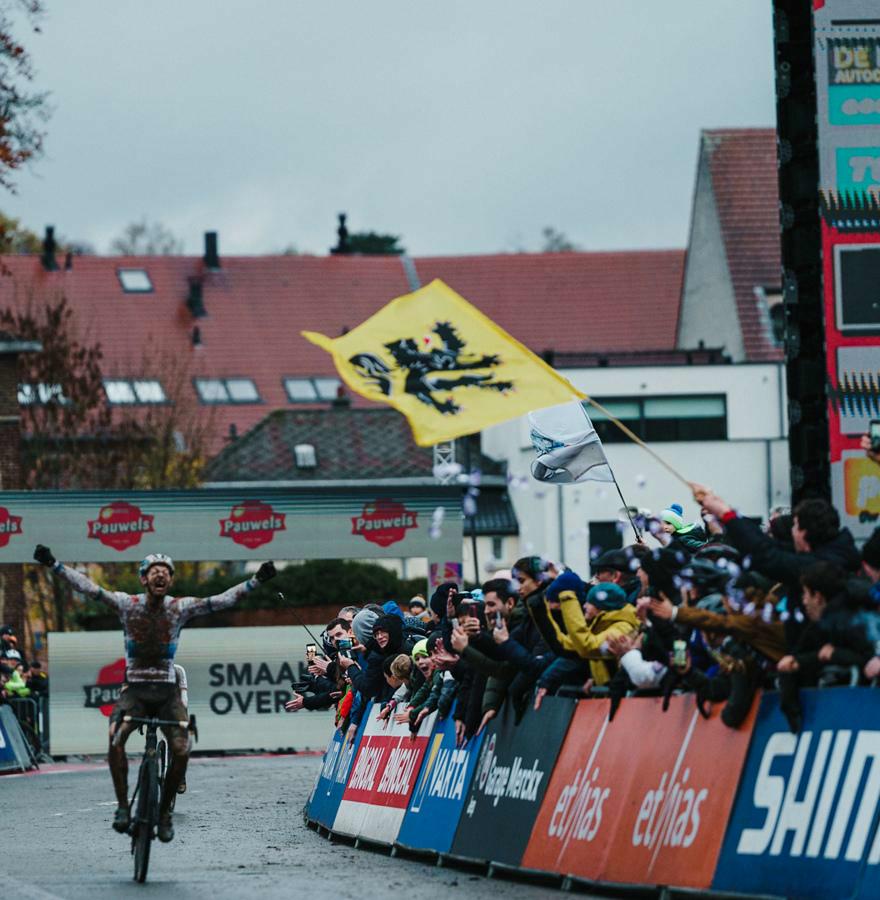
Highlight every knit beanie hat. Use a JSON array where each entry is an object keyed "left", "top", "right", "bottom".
[
  {"left": 430, "top": 582, "right": 458, "bottom": 620},
  {"left": 586, "top": 582, "right": 628, "bottom": 611},
  {"left": 352, "top": 608, "right": 379, "bottom": 646},
  {"left": 661, "top": 503, "right": 686, "bottom": 531},
  {"left": 411, "top": 638, "right": 429, "bottom": 659}
]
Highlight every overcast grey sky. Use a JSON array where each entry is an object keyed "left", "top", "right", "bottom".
[{"left": 5, "top": 1, "right": 776, "bottom": 257}]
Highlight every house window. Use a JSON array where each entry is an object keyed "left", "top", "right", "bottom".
[
  {"left": 18, "top": 383, "right": 67, "bottom": 405},
  {"left": 294, "top": 443, "right": 317, "bottom": 468},
  {"left": 589, "top": 521, "right": 623, "bottom": 557},
  {"left": 283, "top": 376, "right": 341, "bottom": 402},
  {"left": 103, "top": 378, "right": 166, "bottom": 405},
  {"left": 587, "top": 395, "right": 727, "bottom": 443},
  {"left": 117, "top": 269, "right": 153, "bottom": 293},
  {"left": 491, "top": 536, "right": 504, "bottom": 560},
  {"left": 194, "top": 377, "right": 261, "bottom": 404}
]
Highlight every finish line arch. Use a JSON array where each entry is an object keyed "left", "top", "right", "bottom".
[{"left": 0, "top": 485, "right": 463, "bottom": 587}]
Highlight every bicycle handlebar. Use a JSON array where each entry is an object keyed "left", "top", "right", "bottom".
[{"left": 122, "top": 715, "right": 190, "bottom": 728}]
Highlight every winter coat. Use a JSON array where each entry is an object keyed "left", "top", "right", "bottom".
[
  {"left": 546, "top": 597, "right": 639, "bottom": 685},
  {"left": 674, "top": 605, "right": 787, "bottom": 663}
]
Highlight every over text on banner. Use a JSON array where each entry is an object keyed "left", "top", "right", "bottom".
[
  {"left": 523, "top": 695, "right": 755, "bottom": 888},
  {"left": 334, "top": 705, "right": 438, "bottom": 844},
  {"left": 306, "top": 706, "right": 370, "bottom": 831},
  {"left": 714, "top": 688, "right": 880, "bottom": 900},
  {"left": 396, "top": 704, "right": 485, "bottom": 853},
  {"left": 451, "top": 696, "right": 575, "bottom": 866}
]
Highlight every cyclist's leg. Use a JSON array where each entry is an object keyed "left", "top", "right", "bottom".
[
  {"left": 158, "top": 693, "right": 189, "bottom": 819},
  {"left": 173, "top": 664, "right": 189, "bottom": 794},
  {"left": 108, "top": 689, "right": 140, "bottom": 805}
]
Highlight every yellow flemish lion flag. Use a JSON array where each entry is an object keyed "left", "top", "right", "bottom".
[{"left": 303, "top": 279, "right": 584, "bottom": 447}]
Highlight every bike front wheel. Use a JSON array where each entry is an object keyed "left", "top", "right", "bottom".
[{"left": 132, "top": 758, "right": 157, "bottom": 883}]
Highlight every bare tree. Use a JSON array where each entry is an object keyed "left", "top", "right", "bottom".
[
  {"left": 110, "top": 219, "right": 183, "bottom": 255},
  {"left": 541, "top": 226, "right": 580, "bottom": 253}
]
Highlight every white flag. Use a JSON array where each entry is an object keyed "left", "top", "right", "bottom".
[{"left": 528, "top": 401, "right": 614, "bottom": 484}]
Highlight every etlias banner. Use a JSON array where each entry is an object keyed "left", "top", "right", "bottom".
[
  {"left": 48, "top": 627, "right": 335, "bottom": 755},
  {"left": 396, "top": 705, "right": 485, "bottom": 853},
  {"left": 334, "top": 705, "right": 439, "bottom": 844},
  {"left": 714, "top": 689, "right": 880, "bottom": 900},
  {"left": 450, "top": 696, "right": 575, "bottom": 866},
  {"left": 522, "top": 695, "right": 754, "bottom": 888}
]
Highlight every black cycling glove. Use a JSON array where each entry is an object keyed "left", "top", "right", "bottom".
[
  {"left": 255, "top": 561, "right": 277, "bottom": 583},
  {"left": 33, "top": 544, "right": 56, "bottom": 567}
]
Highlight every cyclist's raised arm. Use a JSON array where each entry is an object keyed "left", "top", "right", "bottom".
[
  {"left": 33, "top": 544, "right": 128, "bottom": 611},
  {"left": 177, "top": 561, "right": 276, "bottom": 622}
]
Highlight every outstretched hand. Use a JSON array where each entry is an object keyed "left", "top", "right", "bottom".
[
  {"left": 255, "top": 561, "right": 277, "bottom": 583},
  {"left": 33, "top": 544, "right": 55, "bottom": 567}
]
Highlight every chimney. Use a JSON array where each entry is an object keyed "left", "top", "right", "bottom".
[
  {"left": 191, "top": 326, "right": 202, "bottom": 347},
  {"left": 330, "top": 213, "right": 350, "bottom": 255},
  {"left": 187, "top": 276, "right": 207, "bottom": 317},
  {"left": 64, "top": 251, "right": 73, "bottom": 271},
  {"left": 203, "top": 231, "right": 220, "bottom": 269},
  {"left": 41, "top": 226, "right": 58, "bottom": 271}
]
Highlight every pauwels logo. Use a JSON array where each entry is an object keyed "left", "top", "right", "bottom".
[
  {"left": 87, "top": 501, "right": 154, "bottom": 551},
  {"left": 0, "top": 506, "right": 23, "bottom": 548},
  {"left": 472, "top": 732, "right": 545, "bottom": 810},
  {"left": 82, "top": 658, "right": 126, "bottom": 716},
  {"left": 351, "top": 499, "right": 418, "bottom": 548},
  {"left": 219, "top": 500, "right": 286, "bottom": 549}
]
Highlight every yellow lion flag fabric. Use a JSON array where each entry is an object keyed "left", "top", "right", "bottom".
[{"left": 302, "top": 279, "right": 584, "bottom": 447}]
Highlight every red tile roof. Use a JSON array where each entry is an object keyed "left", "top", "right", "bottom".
[
  {"left": 702, "top": 128, "right": 783, "bottom": 362},
  {"left": 0, "top": 249, "right": 685, "bottom": 451}
]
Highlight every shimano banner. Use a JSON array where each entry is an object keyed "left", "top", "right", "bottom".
[
  {"left": 334, "top": 704, "right": 439, "bottom": 844},
  {"left": 49, "top": 627, "right": 335, "bottom": 754},
  {"left": 306, "top": 707, "right": 370, "bottom": 831},
  {"left": 522, "top": 694, "right": 755, "bottom": 888},
  {"left": 450, "top": 696, "right": 575, "bottom": 866},
  {"left": 714, "top": 689, "right": 880, "bottom": 900},
  {"left": 396, "top": 705, "right": 485, "bottom": 853}
]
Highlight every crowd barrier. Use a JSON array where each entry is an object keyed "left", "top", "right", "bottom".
[
  {"left": 304, "top": 688, "right": 880, "bottom": 899},
  {"left": 7, "top": 694, "right": 50, "bottom": 760},
  {"left": 0, "top": 705, "right": 37, "bottom": 772}
]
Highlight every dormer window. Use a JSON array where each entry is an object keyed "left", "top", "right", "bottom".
[
  {"left": 194, "top": 377, "right": 261, "bottom": 404},
  {"left": 117, "top": 269, "right": 153, "bottom": 293},
  {"left": 294, "top": 444, "right": 317, "bottom": 468},
  {"left": 104, "top": 378, "right": 166, "bottom": 404},
  {"left": 283, "top": 376, "right": 341, "bottom": 402}
]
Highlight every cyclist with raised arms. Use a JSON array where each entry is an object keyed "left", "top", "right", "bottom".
[{"left": 32, "top": 544, "right": 276, "bottom": 842}]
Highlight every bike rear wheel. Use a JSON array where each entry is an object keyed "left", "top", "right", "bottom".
[{"left": 132, "top": 757, "right": 158, "bottom": 883}]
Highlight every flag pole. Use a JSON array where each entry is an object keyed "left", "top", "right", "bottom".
[
  {"left": 611, "top": 474, "right": 642, "bottom": 543},
  {"left": 583, "top": 396, "right": 693, "bottom": 489}
]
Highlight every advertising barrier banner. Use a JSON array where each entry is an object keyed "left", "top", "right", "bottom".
[
  {"left": 49, "top": 627, "right": 335, "bottom": 754},
  {"left": 450, "top": 696, "right": 575, "bottom": 866},
  {"left": 396, "top": 705, "right": 484, "bottom": 853},
  {"left": 334, "top": 704, "right": 438, "bottom": 844},
  {"left": 0, "top": 706, "right": 32, "bottom": 772},
  {"left": 714, "top": 688, "right": 880, "bottom": 900},
  {"left": 306, "top": 706, "right": 370, "bottom": 830},
  {"left": 522, "top": 694, "right": 755, "bottom": 889}
]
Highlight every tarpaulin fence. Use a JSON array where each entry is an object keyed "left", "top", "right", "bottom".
[{"left": 304, "top": 689, "right": 880, "bottom": 899}]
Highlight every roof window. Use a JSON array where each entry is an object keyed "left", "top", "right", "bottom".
[
  {"left": 104, "top": 378, "right": 167, "bottom": 405},
  {"left": 294, "top": 443, "right": 317, "bottom": 468},
  {"left": 18, "top": 383, "right": 67, "bottom": 405},
  {"left": 194, "top": 377, "right": 261, "bottom": 404},
  {"left": 283, "top": 376, "right": 341, "bottom": 402},
  {"left": 117, "top": 269, "right": 153, "bottom": 293}
]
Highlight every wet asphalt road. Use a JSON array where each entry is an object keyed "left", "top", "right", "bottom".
[{"left": 0, "top": 754, "right": 572, "bottom": 900}]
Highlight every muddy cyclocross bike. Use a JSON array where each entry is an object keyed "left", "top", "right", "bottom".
[{"left": 116, "top": 712, "right": 197, "bottom": 883}]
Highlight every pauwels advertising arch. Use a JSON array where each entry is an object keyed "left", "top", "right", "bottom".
[
  {"left": 0, "top": 485, "right": 463, "bottom": 574},
  {"left": 0, "top": 485, "right": 462, "bottom": 755}
]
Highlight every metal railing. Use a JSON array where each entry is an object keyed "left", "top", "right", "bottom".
[{"left": 6, "top": 694, "right": 51, "bottom": 763}]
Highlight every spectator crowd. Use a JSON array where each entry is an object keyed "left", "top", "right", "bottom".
[{"left": 286, "top": 439, "right": 880, "bottom": 740}]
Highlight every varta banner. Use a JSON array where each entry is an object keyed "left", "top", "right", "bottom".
[{"left": 397, "top": 704, "right": 484, "bottom": 853}]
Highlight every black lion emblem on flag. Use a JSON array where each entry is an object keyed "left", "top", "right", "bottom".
[{"left": 349, "top": 321, "right": 513, "bottom": 415}]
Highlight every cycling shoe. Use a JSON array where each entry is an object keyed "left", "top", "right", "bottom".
[{"left": 112, "top": 805, "right": 130, "bottom": 834}]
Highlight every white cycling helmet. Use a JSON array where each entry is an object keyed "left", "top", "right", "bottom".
[{"left": 139, "top": 553, "right": 175, "bottom": 577}]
